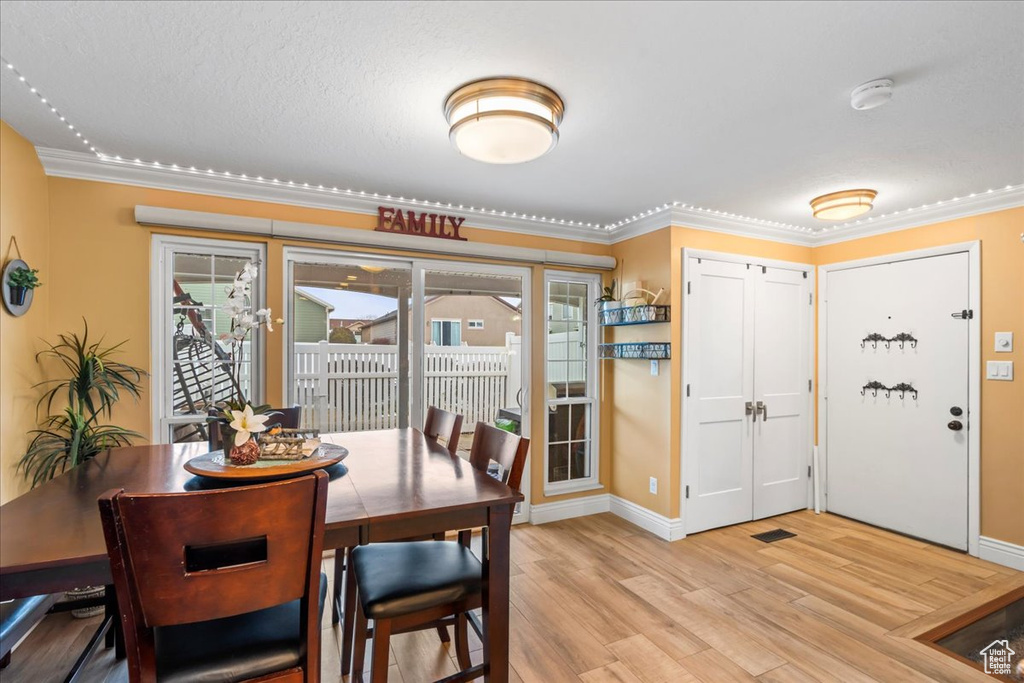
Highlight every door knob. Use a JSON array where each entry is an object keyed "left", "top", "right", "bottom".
[
  {"left": 950, "top": 406, "right": 963, "bottom": 417},
  {"left": 745, "top": 401, "right": 754, "bottom": 417},
  {"left": 756, "top": 401, "right": 766, "bottom": 421},
  {"left": 947, "top": 420, "right": 963, "bottom": 431}
]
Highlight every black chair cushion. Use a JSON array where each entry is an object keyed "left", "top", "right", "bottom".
[
  {"left": 153, "top": 572, "right": 327, "bottom": 683},
  {"left": 351, "top": 541, "right": 481, "bottom": 620}
]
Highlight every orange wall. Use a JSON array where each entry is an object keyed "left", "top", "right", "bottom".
[
  {"left": 10, "top": 157, "right": 610, "bottom": 506},
  {"left": 0, "top": 122, "right": 51, "bottom": 503},
  {"left": 814, "top": 208, "right": 1024, "bottom": 546}
]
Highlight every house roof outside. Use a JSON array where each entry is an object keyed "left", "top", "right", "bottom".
[
  {"left": 295, "top": 287, "right": 335, "bottom": 313},
  {"left": 365, "top": 295, "right": 521, "bottom": 327}
]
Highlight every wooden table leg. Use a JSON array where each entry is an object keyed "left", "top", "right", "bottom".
[{"left": 482, "top": 504, "right": 512, "bottom": 683}]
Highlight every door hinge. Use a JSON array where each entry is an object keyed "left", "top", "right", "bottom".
[
  {"left": 685, "top": 485, "right": 690, "bottom": 499},
  {"left": 808, "top": 379, "right": 813, "bottom": 392},
  {"left": 762, "top": 265, "right": 767, "bottom": 274},
  {"left": 809, "top": 293, "right": 813, "bottom": 305},
  {"left": 808, "top": 465, "right": 812, "bottom": 478},
  {"left": 802, "top": 271, "right": 807, "bottom": 279},
  {"left": 686, "top": 383, "right": 690, "bottom": 397},
  {"left": 687, "top": 281, "right": 691, "bottom": 295},
  {"left": 951, "top": 309, "right": 973, "bottom": 320}
]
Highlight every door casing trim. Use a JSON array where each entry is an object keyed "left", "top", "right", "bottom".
[{"left": 817, "top": 241, "right": 981, "bottom": 556}]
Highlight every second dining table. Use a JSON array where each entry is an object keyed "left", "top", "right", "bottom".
[{"left": 0, "top": 427, "right": 523, "bottom": 683}]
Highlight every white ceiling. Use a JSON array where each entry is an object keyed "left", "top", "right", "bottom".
[{"left": 1, "top": 1, "right": 1022, "bottom": 234}]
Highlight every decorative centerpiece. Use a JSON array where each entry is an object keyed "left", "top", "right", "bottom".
[
  {"left": 205, "top": 261, "right": 282, "bottom": 466},
  {"left": 259, "top": 428, "right": 321, "bottom": 460}
]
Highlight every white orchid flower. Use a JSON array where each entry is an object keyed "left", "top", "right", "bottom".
[
  {"left": 238, "top": 262, "right": 258, "bottom": 283},
  {"left": 228, "top": 405, "right": 270, "bottom": 446},
  {"left": 256, "top": 308, "right": 273, "bottom": 332}
]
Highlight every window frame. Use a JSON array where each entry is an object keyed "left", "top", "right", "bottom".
[
  {"left": 430, "top": 318, "right": 462, "bottom": 346},
  {"left": 467, "top": 319, "right": 485, "bottom": 329},
  {"left": 543, "top": 270, "right": 602, "bottom": 495},
  {"left": 150, "top": 235, "right": 266, "bottom": 444}
]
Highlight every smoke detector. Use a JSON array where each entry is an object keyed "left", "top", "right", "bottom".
[{"left": 851, "top": 78, "right": 894, "bottom": 110}]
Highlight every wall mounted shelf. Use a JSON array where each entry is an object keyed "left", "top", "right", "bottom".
[
  {"left": 599, "top": 304, "right": 670, "bottom": 327},
  {"left": 599, "top": 342, "right": 671, "bottom": 360}
]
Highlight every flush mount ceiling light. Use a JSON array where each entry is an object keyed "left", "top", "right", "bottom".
[
  {"left": 810, "top": 189, "right": 878, "bottom": 220},
  {"left": 444, "top": 77, "right": 564, "bottom": 164},
  {"left": 850, "top": 78, "right": 894, "bottom": 110}
]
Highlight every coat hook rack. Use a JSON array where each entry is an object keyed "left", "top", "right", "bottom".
[
  {"left": 861, "top": 380, "right": 888, "bottom": 397},
  {"left": 861, "top": 333, "right": 887, "bottom": 349},
  {"left": 889, "top": 332, "right": 918, "bottom": 349},
  {"left": 890, "top": 382, "right": 918, "bottom": 400}
]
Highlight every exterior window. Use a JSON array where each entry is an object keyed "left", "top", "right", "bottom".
[
  {"left": 431, "top": 319, "right": 462, "bottom": 346},
  {"left": 152, "top": 236, "right": 265, "bottom": 444},
  {"left": 467, "top": 319, "right": 484, "bottom": 329},
  {"left": 544, "top": 271, "right": 600, "bottom": 493}
]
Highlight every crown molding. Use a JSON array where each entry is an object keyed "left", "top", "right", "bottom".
[
  {"left": 34, "top": 147, "right": 610, "bottom": 243},
  {"left": 811, "top": 185, "right": 1024, "bottom": 246},
  {"left": 36, "top": 147, "right": 1023, "bottom": 249}
]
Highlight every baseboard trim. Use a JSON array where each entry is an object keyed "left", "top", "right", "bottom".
[
  {"left": 609, "top": 496, "right": 686, "bottom": 541},
  {"left": 529, "top": 494, "right": 610, "bottom": 524},
  {"left": 978, "top": 536, "right": 1024, "bottom": 571}
]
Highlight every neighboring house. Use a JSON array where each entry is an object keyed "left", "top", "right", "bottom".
[
  {"left": 292, "top": 289, "right": 335, "bottom": 343},
  {"left": 361, "top": 295, "right": 522, "bottom": 346}
]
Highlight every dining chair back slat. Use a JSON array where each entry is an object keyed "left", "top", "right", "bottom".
[
  {"left": 469, "top": 422, "right": 530, "bottom": 493},
  {"left": 423, "top": 406, "right": 464, "bottom": 456}
]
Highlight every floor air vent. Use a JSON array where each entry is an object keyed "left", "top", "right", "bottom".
[{"left": 751, "top": 529, "right": 796, "bottom": 543}]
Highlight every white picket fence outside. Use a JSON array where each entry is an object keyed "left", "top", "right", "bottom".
[
  {"left": 293, "top": 332, "right": 584, "bottom": 433},
  {"left": 294, "top": 341, "right": 514, "bottom": 432}
]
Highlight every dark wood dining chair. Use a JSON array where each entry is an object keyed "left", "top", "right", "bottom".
[
  {"left": 349, "top": 422, "right": 529, "bottom": 682},
  {"left": 208, "top": 405, "right": 302, "bottom": 450},
  {"left": 98, "top": 470, "right": 329, "bottom": 683},
  {"left": 423, "top": 405, "right": 464, "bottom": 456},
  {"left": 332, "top": 405, "right": 467, "bottom": 667}
]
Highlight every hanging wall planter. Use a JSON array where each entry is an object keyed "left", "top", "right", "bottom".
[{"left": 3, "top": 258, "right": 41, "bottom": 317}]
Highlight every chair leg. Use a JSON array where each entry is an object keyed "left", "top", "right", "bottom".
[
  {"left": 351, "top": 599, "right": 368, "bottom": 681},
  {"left": 454, "top": 612, "right": 472, "bottom": 670},
  {"left": 332, "top": 547, "right": 345, "bottom": 625},
  {"left": 436, "top": 624, "right": 451, "bottom": 643},
  {"left": 371, "top": 618, "right": 392, "bottom": 683},
  {"left": 341, "top": 549, "right": 358, "bottom": 674}
]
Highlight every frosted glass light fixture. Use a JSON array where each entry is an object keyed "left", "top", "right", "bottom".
[
  {"left": 444, "top": 78, "right": 564, "bottom": 164},
  {"left": 810, "top": 189, "right": 878, "bottom": 220}
]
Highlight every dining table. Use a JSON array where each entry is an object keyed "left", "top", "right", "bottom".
[{"left": 0, "top": 427, "right": 523, "bottom": 683}]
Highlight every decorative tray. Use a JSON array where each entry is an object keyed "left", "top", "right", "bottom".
[{"left": 184, "top": 443, "right": 348, "bottom": 481}]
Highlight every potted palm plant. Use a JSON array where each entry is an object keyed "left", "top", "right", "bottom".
[
  {"left": 6, "top": 266, "right": 41, "bottom": 306},
  {"left": 18, "top": 320, "right": 144, "bottom": 616}
]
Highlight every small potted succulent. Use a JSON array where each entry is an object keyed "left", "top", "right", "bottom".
[
  {"left": 7, "top": 266, "right": 41, "bottom": 306},
  {"left": 595, "top": 279, "right": 619, "bottom": 324}
]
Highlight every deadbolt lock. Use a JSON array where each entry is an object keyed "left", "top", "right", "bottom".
[{"left": 950, "top": 406, "right": 963, "bottom": 417}]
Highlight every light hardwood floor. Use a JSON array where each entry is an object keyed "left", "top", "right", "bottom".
[{"left": 4, "top": 511, "right": 1022, "bottom": 682}]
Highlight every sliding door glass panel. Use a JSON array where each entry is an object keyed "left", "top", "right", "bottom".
[
  {"left": 545, "top": 273, "right": 599, "bottom": 491},
  {"left": 289, "top": 259, "right": 412, "bottom": 432},
  {"left": 421, "top": 268, "right": 525, "bottom": 456}
]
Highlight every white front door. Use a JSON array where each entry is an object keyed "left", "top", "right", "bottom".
[
  {"left": 684, "top": 256, "right": 812, "bottom": 534},
  {"left": 826, "top": 252, "right": 970, "bottom": 549}
]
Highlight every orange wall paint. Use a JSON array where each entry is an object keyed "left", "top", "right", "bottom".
[
  {"left": 814, "top": 208, "right": 1024, "bottom": 546},
  {"left": 0, "top": 122, "right": 51, "bottom": 504},
  {"left": 36, "top": 172, "right": 612, "bottom": 508}
]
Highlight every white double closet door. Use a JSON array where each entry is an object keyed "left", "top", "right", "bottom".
[{"left": 684, "top": 256, "right": 813, "bottom": 535}]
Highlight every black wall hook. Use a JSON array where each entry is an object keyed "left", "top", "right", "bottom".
[
  {"left": 889, "top": 332, "right": 918, "bottom": 349},
  {"left": 861, "top": 333, "right": 887, "bottom": 349},
  {"left": 861, "top": 380, "right": 887, "bottom": 397},
  {"left": 890, "top": 382, "right": 918, "bottom": 400}
]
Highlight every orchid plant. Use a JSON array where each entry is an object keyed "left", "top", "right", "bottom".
[{"left": 208, "top": 261, "right": 280, "bottom": 450}]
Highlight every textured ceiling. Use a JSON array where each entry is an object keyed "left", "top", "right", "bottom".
[{"left": 1, "top": 0, "right": 1022, "bottom": 230}]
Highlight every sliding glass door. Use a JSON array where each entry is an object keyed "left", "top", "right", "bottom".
[{"left": 284, "top": 250, "right": 531, "bottom": 520}]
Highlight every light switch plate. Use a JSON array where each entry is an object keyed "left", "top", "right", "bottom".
[
  {"left": 986, "top": 360, "right": 1014, "bottom": 381},
  {"left": 995, "top": 332, "right": 1013, "bottom": 353},
  {"left": 649, "top": 477, "right": 658, "bottom": 494}
]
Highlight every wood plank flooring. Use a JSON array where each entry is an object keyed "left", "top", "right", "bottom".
[{"left": 3, "top": 510, "right": 1021, "bottom": 682}]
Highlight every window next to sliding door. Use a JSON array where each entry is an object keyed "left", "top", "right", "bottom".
[
  {"left": 544, "top": 271, "right": 601, "bottom": 494},
  {"left": 151, "top": 236, "right": 266, "bottom": 444}
]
